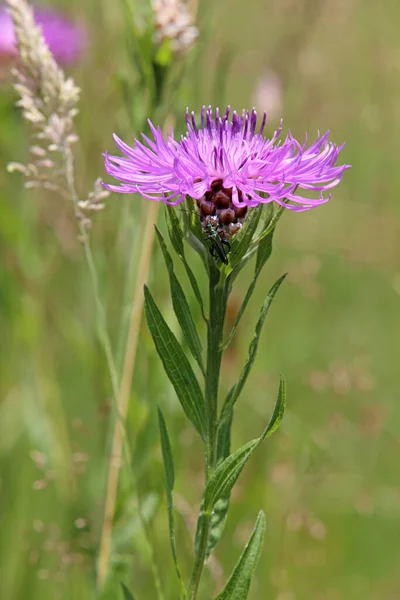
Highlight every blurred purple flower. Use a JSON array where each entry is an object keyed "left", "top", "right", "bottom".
[
  {"left": 0, "top": 4, "right": 84, "bottom": 65},
  {"left": 103, "top": 106, "right": 350, "bottom": 211}
]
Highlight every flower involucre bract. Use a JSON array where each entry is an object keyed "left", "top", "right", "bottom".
[{"left": 103, "top": 106, "right": 350, "bottom": 212}]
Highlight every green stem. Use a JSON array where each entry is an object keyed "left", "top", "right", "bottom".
[
  {"left": 188, "top": 264, "right": 229, "bottom": 600},
  {"left": 188, "top": 512, "right": 212, "bottom": 600},
  {"left": 205, "top": 265, "right": 228, "bottom": 477}
]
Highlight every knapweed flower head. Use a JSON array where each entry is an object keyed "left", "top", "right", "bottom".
[
  {"left": 103, "top": 106, "right": 350, "bottom": 215},
  {"left": 0, "top": 3, "right": 84, "bottom": 65}
]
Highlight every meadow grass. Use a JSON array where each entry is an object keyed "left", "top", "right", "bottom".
[{"left": 1, "top": 0, "right": 399, "bottom": 599}]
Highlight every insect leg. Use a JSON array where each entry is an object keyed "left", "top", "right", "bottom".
[{"left": 209, "top": 245, "right": 218, "bottom": 258}]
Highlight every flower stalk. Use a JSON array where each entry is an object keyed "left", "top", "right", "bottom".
[
  {"left": 103, "top": 104, "right": 350, "bottom": 599},
  {"left": 204, "top": 267, "right": 228, "bottom": 478},
  {"left": 187, "top": 265, "right": 228, "bottom": 599}
]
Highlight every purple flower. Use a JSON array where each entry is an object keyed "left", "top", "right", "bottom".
[
  {"left": 0, "top": 4, "right": 85, "bottom": 65},
  {"left": 103, "top": 106, "right": 350, "bottom": 211}
]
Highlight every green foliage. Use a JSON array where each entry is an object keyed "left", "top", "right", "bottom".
[
  {"left": 220, "top": 274, "right": 287, "bottom": 424},
  {"left": 228, "top": 205, "right": 263, "bottom": 271},
  {"left": 222, "top": 204, "right": 276, "bottom": 349},
  {"left": 155, "top": 226, "right": 205, "bottom": 374},
  {"left": 205, "top": 409, "right": 234, "bottom": 557},
  {"left": 2, "top": 1, "right": 397, "bottom": 599},
  {"left": 121, "top": 582, "right": 137, "bottom": 600},
  {"left": 205, "top": 377, "right": 286, "bottom": 514},
  {"left": 215, "top": 511, "right": 266, "bottom": 600},
  {"left": 165, "top": 205, "right": 207, "bottom": 322},
  {"left": 254, "top": 205, "right": 276, "bottom": 273},
  {"left": 194, "top": 377, "right": 284, "bottom": 586},
  {"left": 144, "top": 286, "right": 206, "bottom": 438}
]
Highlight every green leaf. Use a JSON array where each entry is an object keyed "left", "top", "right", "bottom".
[
  {"left": 233, "top": 204, "right": 284, "bottom": 278},
  {"left": 229, "top": 205, "right": 263, "bottom": 270},
  {"left": 220, "top": 274, "right": 287, "bottom": 423},
  {"left": 222, "top": 205, "right": 275, "bottom": 348},
  {"left": 248, "top": 204, "right": 286, "bottom": 256},
  {"left": 158, "top": 407, "right": 175, "bottom": 490},
  {"left": 194, "top": 408, "right": 233, "bottom": 559},
  {"left": 144, "top": 285, "right": 205, "bottom": 438},
  {"left": 154, "top": 38, "right": 173, "bottom": 67},
  {"left": 205, "top": 376, "right": 286, "bottom": 513},
  {"left": 155, "top": 226, "right": 205, "bottom": 374},
  {"left": 157, "top": 407, "right": 187, "bottom": 598},
  {"left": 255, "top": 204, "right": 275, "bottom": 273},
  {"left": 121, "top": 582, "right": 136, "bottom": 600},
  {"left": 215, "top": 511, "right": 266, "bottom": 600},
  {"left": 222, "top": 205, "right": 276, "bottom": 348},
  {"left": 182, "top": 196, "right": 205, "bottom": 245},
  {"left": 165, "top": 204, "right": 185, "bottom": 257},
  {"left": 165, "top": 205, "right": 207, "bottom": 323},
  {"left": 206, "top": 409, "right": 234, "bottom": 557},
  {"left": 217, "top": 409, "right": 234, "bottom": 465}
]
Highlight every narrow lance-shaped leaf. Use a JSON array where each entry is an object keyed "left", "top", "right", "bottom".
[
  {"left": 235, "top": 204, "right": 286, "bottom": 276},
  {"left": 155, "top": 226, "right": 205, "bottom": 375},
  {"left": 228, "top": 205, "right": 263, "bottom": 270},
  {"left": 220, "top": 273, "right": 287, "bottom": 424},
  {"left": 165, "top": 205, "right": 207, "bottom": 323},
  {"left": 121, "top": 582, "right": 136, "bottom": 600},
  {"left": 165, "top": 204, "right": 185, "bottom": 257},
  {"left": 206, "top": 408, "right": 233, "bottom": 557},
  {"left": 254, "top": 207, "right": 275, "bottom": 274},
  {"left": 222, "top": 205, "right": 276, "bottom": 349},
  {"left": 205, "top": 376, "right": 286, "bottom": 513},
  {"left": 182, "top": 195, "right": 206, "bottom": 246},
  {"left": 215, "top": 511, "right": 266, "bottom": 600},
  {"left": 157, "top": 407, "right": 187, "bottom": 598},
  {"left": 247, "top": 204, "right": 286, "bottom": 258},
  {"left": 144, "top": 285, "right": 206, "bottom": 438},
  {"left": 194, "top": 408, "right": 234, "bottom": 559}
]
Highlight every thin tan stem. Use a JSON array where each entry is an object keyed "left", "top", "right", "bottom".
[{"left": 96, "top": 200, "right": 159, "bottom": 589}]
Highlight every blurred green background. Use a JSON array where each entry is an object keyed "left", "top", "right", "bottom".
[{"left": 1, "top": 0, "right": 400, "bottom": 599}]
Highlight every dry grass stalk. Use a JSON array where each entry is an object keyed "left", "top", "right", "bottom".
[
  {"left": 6, "top": 0, "right": 107, "bottom": 230},
  {"left": 152, "top": 0, "right": 198, "bottom": 52},
  {"left": 96, "top": 200, "right": 160, "bottom": 589}
]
